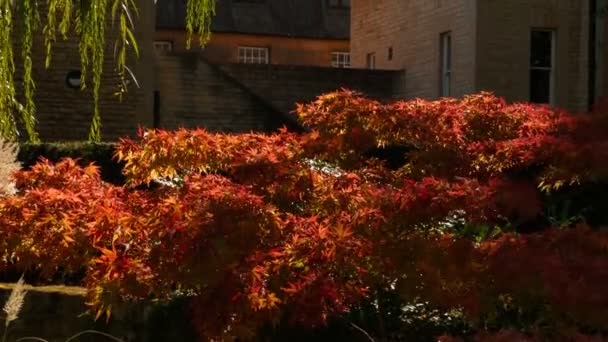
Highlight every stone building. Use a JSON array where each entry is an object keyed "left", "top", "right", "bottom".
[
  {"left": 151, "top": 0, "right": 404, "bottom": 135},
  {"left": 155, "top": 0, "right": 352, "bottom": 68},
  {"left": 351, "top": 0, "right": 608, "bottom": 112},
  {"left": 25, "top": 0, "right": 398, "bottom": 141}
]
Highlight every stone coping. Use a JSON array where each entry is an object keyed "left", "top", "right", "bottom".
[{"left": 0, "top": 283, "right": 86, "bottom": 296}]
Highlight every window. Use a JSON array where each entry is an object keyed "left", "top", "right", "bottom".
[
  {"left": 388, "top": 46, "right": 393, "bottom": 61},
  {"left": 530, "top": 29, "right": 555, "bottom": 104},
  {"left": 439, "top": 32, "right": 451, "bottom": 97},
  {"left": 366, "top": 53, "right": 376, "bottom": 70},
  {"left": 331, "top": 52, "right": 351, "bottom": 68},
  {"left": 154, "top": 41, "right": 173, "bottom": 53},
  {"left": 238, "top": 46, "right": 269, "bottom": 64},
  {"left": 328, "top": 0, "right": 350, "bottom": 8}
]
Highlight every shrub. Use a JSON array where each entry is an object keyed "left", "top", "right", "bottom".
[{"left": 1, "top": 91, "right": 608, "bottom": 340}]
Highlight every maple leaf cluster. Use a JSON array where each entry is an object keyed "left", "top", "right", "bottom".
[{"left": 1, "top": 91, "right": 608, "bottom": 340}]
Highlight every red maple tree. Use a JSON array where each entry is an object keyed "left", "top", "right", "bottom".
[{"left": 1, "top": 91, "right": 607, "bottom": 340}]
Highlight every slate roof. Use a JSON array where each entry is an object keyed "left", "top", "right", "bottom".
[{"left": 156, "top": 0, "right": 350, "bottom": 40}]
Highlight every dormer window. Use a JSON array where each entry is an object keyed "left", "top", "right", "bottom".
[{"left": 238, "top": 46, "right": 270, "bottom": 64}]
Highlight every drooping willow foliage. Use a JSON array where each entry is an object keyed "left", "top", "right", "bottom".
[{"left": 0, "top": 0, "right": 215, "bottom": 142}]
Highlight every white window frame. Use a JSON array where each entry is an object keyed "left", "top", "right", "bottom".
[
  {"left": 154, "top": 41, "right": 173, "bottom": 53},
  {"left": 530, "top": 29, "right": 556, "bottom": 105},
  {"left": 331, "top": 52, "right": 351, "bottom": 68},
  {"left": 366, "top": 52, "right": 376, "bottom": 70},
  {"left": 238, "top": 46, "right": 269, "bottom": 64},
  {"left": 440, "top": 32, "right": 451, "bottom": 97}
]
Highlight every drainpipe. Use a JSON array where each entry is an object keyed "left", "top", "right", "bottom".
[
  {"left": 596, "top": 0, "right": 607, "bottom": 103},
  {"left": 589, "top": 0, "right": 597, "bottom": 111}
]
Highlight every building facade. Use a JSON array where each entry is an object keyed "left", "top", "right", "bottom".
[
  {"left": 21, "top": 0, "right": 398, "bottom": 141},
  {"left": 155, "top": 0, "right": 351, "bottom": 68},
  {"left": 351, "top": 0, "right": 608, "bottom": 113}
]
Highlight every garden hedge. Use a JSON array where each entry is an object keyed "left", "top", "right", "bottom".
[{"left": 17, "top": 142, "right": 124, "bottom": 185}]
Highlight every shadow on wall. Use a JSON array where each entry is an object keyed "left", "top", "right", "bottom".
[
  {"left": 0, "top": 284, "right": 198, "bottom": 342},
  {"left": 154, "top": 52, "right": 406, "bottom": 133}
]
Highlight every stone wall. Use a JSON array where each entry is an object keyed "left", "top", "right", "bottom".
[
  {"left": 350, "top": 0, "right": 477, "bottom": 99},
  {"left": 154, "top": 53, "right": 405, "bottom": 132},
  {"left": 0, "top": 283, "right": 196, "bottom": 342},
  {"left": 476, "top": 0, "right": 590, "bottom": 112},
  {"left": 154, "top": 54, "right": 294, "bottom": 132},
  {"left": 351, "top": 0, "right": 597, "bottom": 112},
  {"left": 15, "top": 0, "right": 154, "bottom": 142},
  {"left": 217, "top": 62, "right": 404, "bottom": 114}
]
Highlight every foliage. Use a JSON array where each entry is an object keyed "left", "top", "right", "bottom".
[
  {"left": 0, "top": 91, "right": 608, "bottom": 340},
  {"left": 0, "top": 0, "right": 215, "bottom": 142}
]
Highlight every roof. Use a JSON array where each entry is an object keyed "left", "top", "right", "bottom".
[{"left": 155, "top": 0, "right": 350, "bottom": 40}]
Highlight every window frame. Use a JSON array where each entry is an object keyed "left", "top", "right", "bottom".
[
  {"left": 331, "top": 51, "right": 351, "bottom": 68},
  {"left": 439, "top": 31, "right": 452, "bottom": 97},
  {"left": 238, "top": 46, "right": 270, "bottom": 64},
  {"left": 530, "top": 29, "right": 556, "bottom": 105},
  {"left": 366, "top": 52, "right": 376, "bottom": 70},
  {"left": 153, "top": 41, "right": 173, "bottom": 53}
]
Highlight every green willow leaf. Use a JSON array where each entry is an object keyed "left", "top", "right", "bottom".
[
  {"left": 186, "top": 0, "right": 216, "bottom": 49},
  {"left": 0, "top": 0, "right": 215, "bottom": 142},
  {"left": 0, "top": 0, "right": 17, "bottom": 140},
  {"left": 20, "top": 0, "right": 41, "bottom": 143}
]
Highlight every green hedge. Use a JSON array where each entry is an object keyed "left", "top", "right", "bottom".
[{"left": 17, "top": 142, "right": 125, "bottom": 185}]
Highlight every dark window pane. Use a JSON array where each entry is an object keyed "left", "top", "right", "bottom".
[
  {"left": 446, "top": 35, "right": 451, "bottom": 69},
  {"left": 530, "top": 69, "right": 551, "bottom": 103},
  {"left": 328, "top": 0, "right": 349, "bottom": 8},
  {"left": 531, "top": 31, "right": 552, "bottom": 68},
  {"left": 442, "top": 73, "right": 451, "bottom": 97},
  {"left": 440, "top": 32, "right": 451, "bottom": 96}
]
